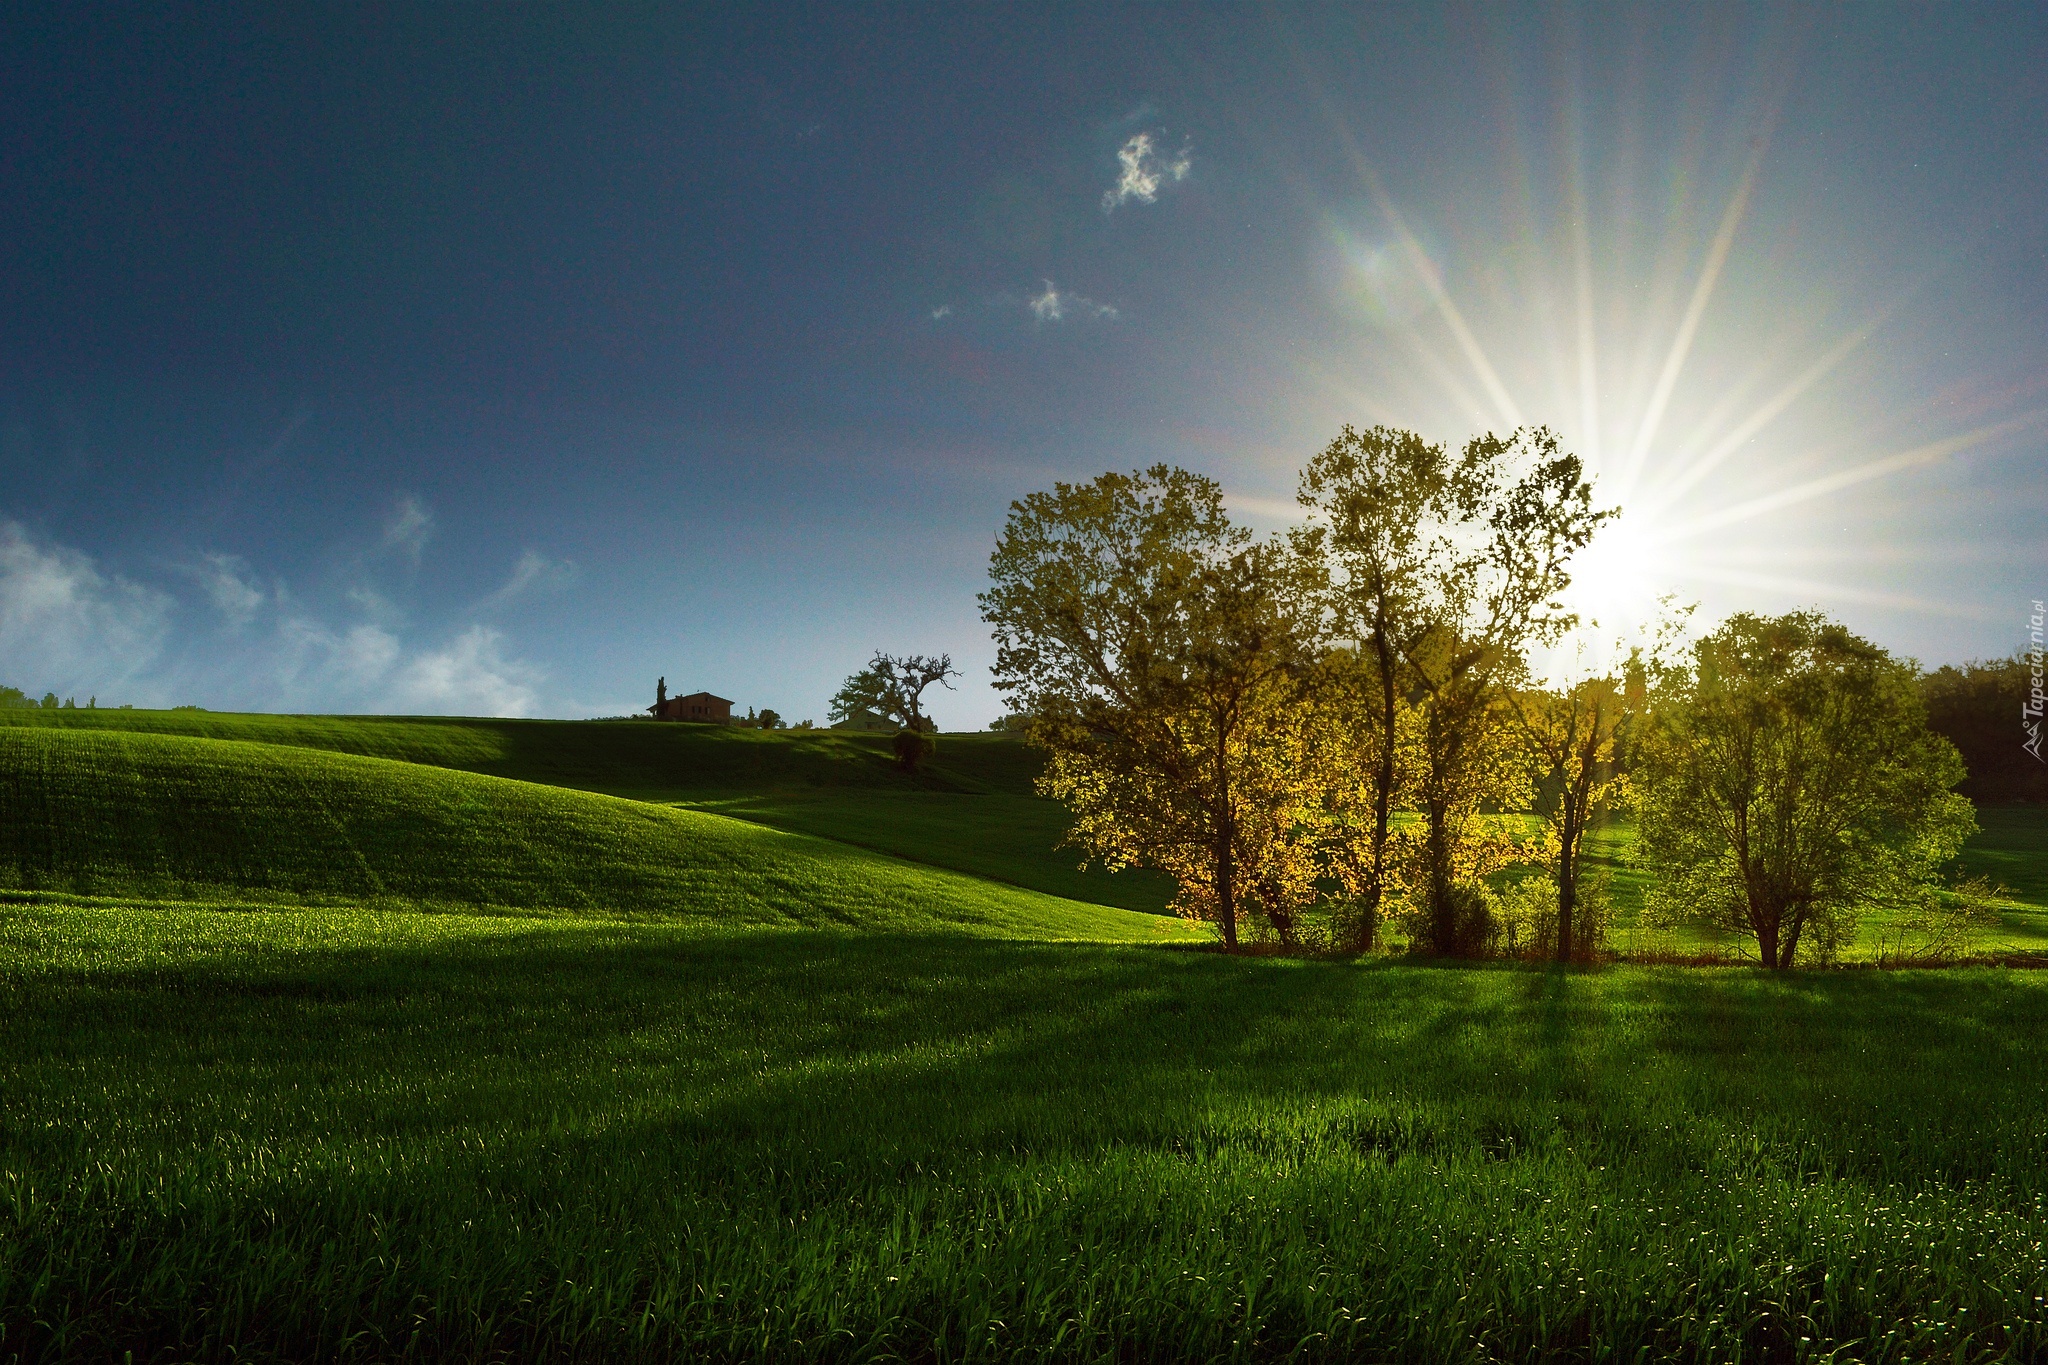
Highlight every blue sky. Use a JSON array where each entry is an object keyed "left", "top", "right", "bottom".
[{"left": 3, "top": 4, "right": 2044, "bottom": 725}]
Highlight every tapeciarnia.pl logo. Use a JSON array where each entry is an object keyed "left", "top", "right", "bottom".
[{"left": 2026, "top": 599, "right": 2045, "bottom": 762}]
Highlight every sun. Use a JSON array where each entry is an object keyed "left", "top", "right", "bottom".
[{"left": 1556, "top": 510, "right": 1681, "bottom": 641}]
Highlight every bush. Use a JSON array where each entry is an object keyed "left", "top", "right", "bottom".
[
  {"left": 892, "top": 728, "right": 935, "bottom": 774},
  {"left": 1495, "top": 872, "right": 1610, "bottom": 961},
  {"left": 1403, "top": 882, "right": 1498, "bottom": 957}
]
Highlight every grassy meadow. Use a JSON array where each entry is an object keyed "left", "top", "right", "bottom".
[{"left": 2, "top": 708, "right": 2047, "bottom": 1360}]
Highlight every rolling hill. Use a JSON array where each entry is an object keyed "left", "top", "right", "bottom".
[
  {"left": 0, "top": 709, "right": 1181, "bottom": 912},
  {"left": 0, "top": 724, "right": 1189, "bottom": 942}
]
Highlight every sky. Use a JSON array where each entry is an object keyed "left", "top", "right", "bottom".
[{"left": 2, "top": 3, "right": 2044, "bottom": 726}]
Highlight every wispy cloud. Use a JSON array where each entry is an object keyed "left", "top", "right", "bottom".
[
  {"left": 1102, "top": 131, "right": 1191, "bottom": 212},
  {"left": 0, "top": 520, "right": 173, "bottom": 694},
  {"left": 477, "top": 550, "right": 577, "bottom": 613},
  {"left": 0, "top": 517, "right": 549, "bottom": 716},
  {"left": 189, "top": 552, "right": 267, "bottom": 629},
  {"left": 385, "top": 625, "right": 540, "bottom": 716},
  {"left": 929, "top": 304, "right": 953, "bottom": 320},
  {"left": 381, "top": 495, "right": 434, "bottom": 563},
  {"left": 1028, "top": 281, "right": 1119, "bottom": 323}
]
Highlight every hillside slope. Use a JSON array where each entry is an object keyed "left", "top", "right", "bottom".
[
  {"left": 0, "top": 726, "right": 1190, "bottom": 941},
  {"left": 0, "top": 709, "right": 1027, "bottom": 794},
  {"left": 0, "top": 711, "right": 1179, "bottom": 912}
]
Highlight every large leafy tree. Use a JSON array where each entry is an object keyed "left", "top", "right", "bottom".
[
  {"left": 1406, "top": 430, "right": 1607, "bottom": 955},
  {"left": 1299, "top": 426, "right": 1605, "bottom": 955},
  {"left": 1633, "top": 612, "right": 1976, "bottom": 968},
  {"left": 1293, "top": 425, "right": 1457, "bottom": 951},
  {"left": 981, "top": 466, "right": 1320, "bottom": 948}
]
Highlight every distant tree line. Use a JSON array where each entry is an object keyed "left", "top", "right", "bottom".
[
  {"left": 980, "top": 425, "right": 1981, "bottom": 968},
  {"left": 1, "top": 687, "right": 105, "bottom": 710},
  {"left": 1920, "top": 656, "right": 2048, "bottom": 802}
]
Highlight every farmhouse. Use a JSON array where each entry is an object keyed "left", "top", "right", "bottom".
[{"left": 648, "top": 678, "right": 732, "bottom": 724}]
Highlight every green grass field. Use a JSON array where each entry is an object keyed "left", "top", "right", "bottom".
[{"left": 2, "top": 709, "right": 2047, "bottom": 1360}]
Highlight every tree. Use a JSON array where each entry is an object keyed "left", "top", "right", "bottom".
[
  {"left": 1509, "top": 672, "right": 1624, "bottom": 962},
  {"left": 1293, "top": 426, "right": 1455, "bottom": 951},
  {"left": 756, "top": 708, "right": 782, "bottom": 730},
  {"left": 1632, "top": 612, "right": 1977, "bottom": 968},
  {"left": 1390, "top": 428, "right": 1607, "bottom": 955},
  {"left": 829, "top": 652, "right": 959, "bottom": 733},
  {"left": 1506, "top": 607, "right": 1689, "bottom": 962},
  {"left": 981, "top": 466, "right": 1321, "bottom": 948}
]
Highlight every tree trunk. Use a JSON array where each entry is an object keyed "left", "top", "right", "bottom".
[
  {"left": 1217, "top": 835, "right": 1238, "bottom": 948},
  {"left": 1757, "top": 917, "right": 1781, "bottom": 971},
  {"left": 1363, "top": 612, "right": 1398, "bottom": 954},
  {"left": 1556, "top": 813, "right": 1577, "bottom": 964},
  {"left": 1216, "top": 721, "right": 1238, "bottom": 949}
]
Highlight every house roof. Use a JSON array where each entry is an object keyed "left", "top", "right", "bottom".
[{"left": 675, "top": 692, "right": 732, "bottom": 704}]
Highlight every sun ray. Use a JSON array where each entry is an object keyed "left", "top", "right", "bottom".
[
  {"left": 1616, "top": 130, "right": 1772, "bottom": 495},
  {"left": 1662, "top": 411, "right": 2047, "bottom": 541},
  {"left": 1680, "top": 564, "right": 2000, "bottom": 620},
  {"left": 1563, "top": 70, "right": 1602, "bottom": 468},
  {"left": 1291, "top": 57, "right": 1526, "bottom": 432},
  {"left": 1645, "top": 316, "right": 1884, "bottom": 514}
]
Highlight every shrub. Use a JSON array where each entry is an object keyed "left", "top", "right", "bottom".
[
  {"left": 1494, "top": 872, "right": 1610, "bottom": 961},
  {"left": 1403, "top": 882, "right": 1497, "bottom": 957},
  {"left": 892, "top": 728, "right": 935, "bottom": 774}
]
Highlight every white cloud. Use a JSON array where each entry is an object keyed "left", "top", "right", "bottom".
[
  {"left": 477, "top": 550, "right": 577, "bottom": 613},
  {"left": 930, "top": 304, "right": 953, "bottom": 320},
  {"left": 382, "top": 495, "right": 435, "bottom": 562},
  {"left": 191, "top": 552, "right": 266, "bottom": 628},
  {"left": 386, "top": 626, "right": 541, "bottom": 717},
  {"left": 0, "top": 520, "right": 173, "bottom": 694},
  {"left": 1029, "top": 281, "right": 1119, "bottom": 323},
  {"left": 0, "top": 517, "right": 551, "bottom": 716},
  {"left": 1102, "top": 131, "right": 1191, "bottom": 212},
  {"left": 274, "top": 618, "right": 402, "bottom": 695}
]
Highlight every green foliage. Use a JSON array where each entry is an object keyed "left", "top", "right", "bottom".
[
  {"left": 1872, "top": 875, "right": 2009, "bottom": 965},
  {"left": 1493, "top": 870, "right": 1612, "bottom": 961},
  {"left": 891, "top": 726, "right": 935, "bottom": 773},
  {"left": 983, "top": 466, "right": 1325, "bottom": 947},
  {"left": 1294, "top": 425, "right": 1609, "bottom": 956},
  {"left": 1634, "top": 613, "right": 1978, "bottom": 967},
  {"left": 0, "top": 685, "right": 33, "bottom": 709}
]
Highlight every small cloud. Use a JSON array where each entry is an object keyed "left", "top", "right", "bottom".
[
  {"left": 190, "top": 552, "right": 266, "bottom": 629},
  {"left": 1029, "top": 281, "right": 1119, "bottom": 324},
  {"left": 381, "top": 495, "right": 434, "bottom": 563},
  {"left": 930, "top": 305, "right": 953, "bottom": 320},
  {"left": 1102, "top": 131, "right": 1191, "bottom": 212},
  {"left": 478, "top": 550, "right": 577, "bottom": 613}
]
